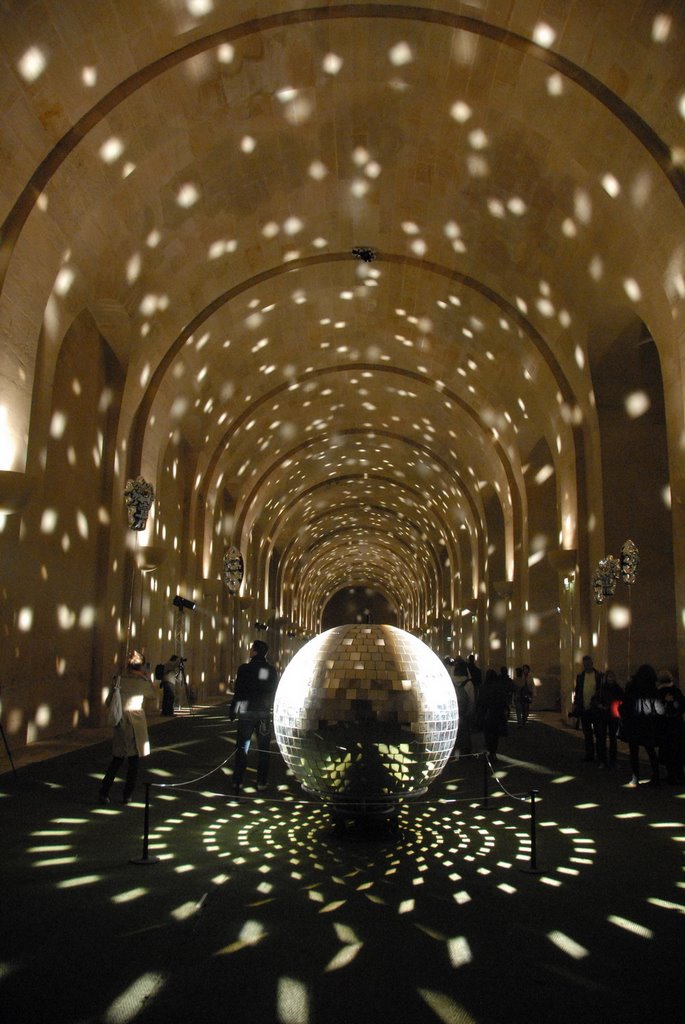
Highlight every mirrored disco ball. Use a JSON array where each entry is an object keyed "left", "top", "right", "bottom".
[{"left": 273, "top": 624, "right": 458, "bottom": 799}]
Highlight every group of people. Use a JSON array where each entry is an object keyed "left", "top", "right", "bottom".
[
  {"left": 449, "top": 655, "right": 534, "bottom": 765},
  {"left": 99, "top": 640, "right": 685, "bottom": 804},
  {"left": 99, "top": 640, "right": 280, "bottom": 804},
  {"left": 572, "top": 654, "right": 685, "bottom": 786}
]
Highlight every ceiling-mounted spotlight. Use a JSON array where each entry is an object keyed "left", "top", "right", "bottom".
[
  {"left": 173, "top": 594, "right": 196, "bottom": 611},
  {"left": 352, "top": 246, "right": 377, "bottom": 263}
]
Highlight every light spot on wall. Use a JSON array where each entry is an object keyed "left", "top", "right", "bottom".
[
  {"left": 18, "top": 46, "right": 46, "bottom": 82},
  {"left": 323, "top": 52, "right": 343, "bottom": 74},
  {"left": 546, "top": 73, "right": 564, "bottom": 96},
  {"left": 188, "top": 0, "right": 213, "bottom": 15},
  {"left": 533, "top": 23, "right": 557, "bottom": 47},
  {"left": 652, "top": 14, "right": 672, "bottom": 41},
  {"left": 609, "top": 605, "right": 630, "bottom": 629},
  {"left": 126, "top": 254, "right": 141, "bottom": 284},
  {"left": 450, "top": 100, "right": 472, "bottom": 123},
  {"left": 49, "top": 412, "right": 67, "bottom": 439},
  {"left": 535, "top": 465, "right": 554, "bottom": 485},
  {"left": 100, "top": 138, "right": 124, "bottom": 164},
  {"left": 54, "top": 267, "right": 75, "bottom": 297},
  {"left": 601, "top": 173, "right": 621, "bottom": 198},
  {"left": 35, "top": 704, "right": 51, "bottom": 727},
  {"left": 469, "top": 128, "right": 489, "bottom": 150},
  {"left": 624, "top": 391, "right": 650, "bottom": 418},
  {"left": 57, "top": 605, "right": 76, "bottom": 629},
  {"left": 76, "top": 511, "right": 89, "bottom": 540},
  {"left": 176, "top": 183, "right": 200, "bottom": 208},
  {"left": 623, "top": 278, "right": 642, "bottom": 302},
  {"left": 17, "top": 608, "right": 33, "bottom": 632},
  {"left": 389, "top": 41, "right": 414, "bottom": 66}
]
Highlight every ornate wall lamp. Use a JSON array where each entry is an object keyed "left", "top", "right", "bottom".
[
  {"left": 222, "top": 546, "right": 244, "bottom": 594},
  {"left": 123, "top": 476, "right": 155, "bottom": 655},
  {"left": 592, "top": 540, "right": 640, "bottom": 677}
]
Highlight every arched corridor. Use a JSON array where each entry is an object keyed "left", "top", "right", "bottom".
[{"left": 1, "top": 1, "right": 685, "bottom": 746}]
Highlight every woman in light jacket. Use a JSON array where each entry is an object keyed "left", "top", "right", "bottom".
[
  {"left": 99, "top": 652, "right": 158, "bottom": 804},
  {"left": 452, "top": 658, "right": 475, "bottom": 758}
]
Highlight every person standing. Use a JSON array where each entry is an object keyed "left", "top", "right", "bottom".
[
  {"left": 229, "top": 640, "right": 279, "bottom": 794},
  {"left": 592, "top": 668, "right": 624, "bottom": 766},
  {"left": 160, "top": 653, "right": 181, "bottom": 716},
  {"left": 499, "top": 665, "right": 515, "bottom": 716},
  {"left": 572, "top": 654, "right": 604, "bottom": 762},
  {"left": 476, "top": 668, "right": 511, "bottom": 765},
  {"left": 656, "top": 668, "right": 685, "bottom": 784},
  {"left": 467, "top": 654, "right": 482, "bottom": 692},
  {"left": 99, "top": 651, "right": 158, "bottom": 804},
  {"left": 452, "top": 657, "right": 475, "bottom": 758},
  {"left": 620, "top": 663, "right": 662, "bottom": 787},
  {"left": 513, "top": 665, "right": 533, "bottom": 727}
]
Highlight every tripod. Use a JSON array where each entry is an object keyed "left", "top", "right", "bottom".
[
  {"left": 0, "top": 718, "right": 18, "bottom": 779},
  {"left": 176, "top": 657, "right": 194, "bottom": 715}
]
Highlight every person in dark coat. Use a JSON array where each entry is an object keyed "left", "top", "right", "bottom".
[
  {"left": 476, "top": 668, "right": 510, "bottom": 765},
  {"left": 590, "top": 667, "right": 624, "bottom": 767},
  {"left": 159, "top": 654, "right": 180, "bottom": 716},
  {"left": 513, "top": 666, "right": 533, "bottom": 726},
  {"left": 467, "top": 654, "right": 482, "bottom": 692},
  {"left": 656, "top": 669, "right": 685, "bottom": 784},
  {"left": 620, "top": 663, "right": 662, "bottom": 787},
  {"left": 571, "top": 654, "right": 605, "bottom": 761},
  {"left": 229, "top": 640, "right": 279, "bottom": 793}
]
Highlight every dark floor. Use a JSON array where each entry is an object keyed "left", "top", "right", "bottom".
[{"left": 1, "top": 706, "right": 683, "bottom": 1024}]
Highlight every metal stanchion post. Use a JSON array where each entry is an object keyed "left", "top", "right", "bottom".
[
  {"left": 520, "top": 788, "right": 542, "bottom": 874},
  {"left": 0, "top": 720, "right": 18, "bottom": 779},
  {"left": 130, "top": 783, "right": 160, "bottom": 865}
]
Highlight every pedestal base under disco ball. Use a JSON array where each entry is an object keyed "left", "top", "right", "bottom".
[{"left": 273, "top": 624, "right": 458, "bottom": 830}]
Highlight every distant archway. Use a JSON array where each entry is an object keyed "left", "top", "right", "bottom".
[{"left": 322, "top": 587, "right": 398, "bottom": 630}]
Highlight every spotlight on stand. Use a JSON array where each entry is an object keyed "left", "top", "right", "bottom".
[
  {"left": 253, "top": 620, "right": 267, "bottom": 633},
  {"left": 173, "top": 595, "right": 196, "bottom": 611}
]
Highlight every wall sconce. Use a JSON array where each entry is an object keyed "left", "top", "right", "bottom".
[
  {"left": 562, "top": 574, "right": 575, "bottom": 592},
  {"left": 352, "top": 245, "right": 377, "bottom": 263}
]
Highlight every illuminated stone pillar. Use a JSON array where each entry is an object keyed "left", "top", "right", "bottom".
[{"left": 548, "top": 549, "right": 578, "bottom": 717}]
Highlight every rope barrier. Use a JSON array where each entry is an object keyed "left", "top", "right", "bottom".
[
  {"left": 149, "top": 749, "right": 236, "bottom": 791},
  {"left": 129, "top": 714, "right": 543, "bottom": 868},
  {"left": 482, "top": 752, "right": 530, "bottom": 802}
]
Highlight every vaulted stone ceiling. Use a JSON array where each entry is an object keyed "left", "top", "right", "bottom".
[{"left": 2, "top": 1, "right": 685, "bottom": 703}]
